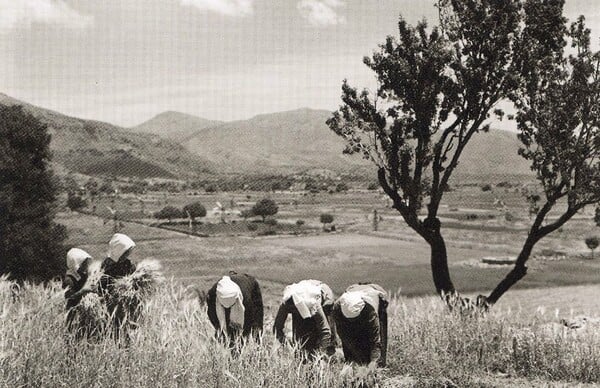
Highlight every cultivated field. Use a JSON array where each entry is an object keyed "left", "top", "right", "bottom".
[
  {"left": 2, "top": 280, "right": 600, "bottom": 387},
  {"left": 10, "top": 186, "right": 596, "bottom": 386}
]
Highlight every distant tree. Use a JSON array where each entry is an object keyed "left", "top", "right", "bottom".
[
  {"left": 0, "top": 105, "right": 66, "bottom": 281},
  {"left": 328, "top": 1, "right": 600, "bottom": 307},
  {"left": 252, "top": 198, "right": 278, "bottom": 222},
  {"left": 585, "top": 237, "right": 599, "bottom": 259},
  {"left": 240, "top": 209, "right": 254, "bottom": 220},
  {"left": 296, "top": 219, "right": 305, "bottom": 226},
  {"left": 66, "top": 193, "right": 87, "bottom": 211},
  {"left": 84, "top": 178, "right": 99, "bottom": 197},
  {"left": 205, "top": 184, "right": 218, "bottom": 193},
  {"left": 183, "top": 201, "right": 207, "bottom": 222},
  {"left": 320, "top": 213, "right": 334, "bottom": 231},
  {"left": 154, "top": 206, "right": 184, "bottom": 222},
  {"left": 99, "top": 180, "right": 115, "bottom": 195},
  {"left": 481, "top": 184, "right": 492, "bottom": 192},
  {"left": 335, "top": 182, "right": 349, "bottom": 192}
]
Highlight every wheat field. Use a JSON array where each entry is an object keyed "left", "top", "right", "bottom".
[{"left": 2, "top": 279, "right": 600, "bottom": 388}]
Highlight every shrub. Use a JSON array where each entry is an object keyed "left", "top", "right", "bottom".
[
  {"left": 335, "top": 182, "right": 349, "bottom": 192},
  {"left": 296, "top": 219, "right": 305, "bottom": 226},
  {"left": 320, "top": 213, "right": 334, "bottom": 225},
  {"left": 66, "top": 193, "right": 87, "bottom": 211},
  {"left": 247, "top": 223, "right": 258, "bottom": 232},
  {"left": 252, "top": 198, "right": 278, "bottom": 222},
  {"left": 154, "top": 206, "right": 184, "bottom": 222},
  {"left": 481, "top": 184, "right": 492, "bottom": 192}
]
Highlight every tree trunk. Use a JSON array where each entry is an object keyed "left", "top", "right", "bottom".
[
  {"left": 486, "top": 236, "right": 536, "bottom": 305},
  {"left": 427, "top": 230, "right": 456, "bottom": 296}
]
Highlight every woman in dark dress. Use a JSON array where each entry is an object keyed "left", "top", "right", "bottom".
[
  {"left": 332, "top": 283, "right": 388, "bottom": 368},
  {"left": 273, "top": 279, "right": 336, "bottom": 358},
  {"left": 63, "top": 248, "right": 93, "bottom": 337},
  {"left": 206, "top": 271, "right": 264, "bottom": 348},
  {"left": 98, "top": 233, "right": 137, "bottom": 342}
]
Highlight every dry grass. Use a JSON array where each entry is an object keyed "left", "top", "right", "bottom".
[{"left": 1, "top": 279, "right": 600, "bottom": 387}]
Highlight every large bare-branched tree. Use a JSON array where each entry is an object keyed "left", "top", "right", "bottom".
[{"left": 327, "top": 0, "right": 600, "bottom": 307}]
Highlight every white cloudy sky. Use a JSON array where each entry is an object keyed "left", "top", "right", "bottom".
[{"left": 1, "top": 0, "right": 599, "bottom": 127}]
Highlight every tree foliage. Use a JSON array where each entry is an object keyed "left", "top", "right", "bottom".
[
  {"left": 154, "top": 206, "right": 184, "bottom": 222},
  {"left": 252, "top": 198, "right": 278, "bottom": 222},
  {"left": 183, "top": 202, "right": 207, "bottom": 222},
  {"left": 320, "top": 213, "right": 334, "bottom": 224},
  {"left": 66, "top": 193, "right": 87, "bottom": 211},
  {"left": 328, "top": 0, "right": 600, "bottom": 306},
  {"left": 0, "top": 105, "right": 66, "bottom": 281},
  {"left": 585, "top": 237, "right": 599, "bottom": 259}
]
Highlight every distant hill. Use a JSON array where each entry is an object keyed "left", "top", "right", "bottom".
[
  {"left": 183, "top": 107, "right": 533, "bottom": 180},
  {"left": 184, "top": 108, "right": 374, "bottom": 175},
  {"left": 0, "top": 93, "right": 214, "bottom": 179},
  {"left": 131, "top": 111, "right": 222, "bottom": 142}
]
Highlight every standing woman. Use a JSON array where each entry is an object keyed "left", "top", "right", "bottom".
[
  {"left": 63, "top": 248, "right": 93, "bottom": 335},
  {"left": 207, "top": 271, "right": 263, "bottom": 346},
  {"left": 99, "top": 233, "right": 137, "bottom": 341},
  {"left": 333, "top": 283, "right": 389, "bottom": 368},
  {"left": 273, "top": 279, "right": 336, "bottom": 357}
]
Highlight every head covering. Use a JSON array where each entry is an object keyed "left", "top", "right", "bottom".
[
  {"left": 107, "top": 233, "right": 136, "bottom": 262},
  {"left": 216, "top": 276, "right": 245, "bottom": 331},
  {"left": 301, "top": 279, "right": 335, "bottom": 307},
  {"left": 66, "top": 248, "right": 92, "bottom": 281},
  {"left": 283, "top": 280, "right": 322, "bottom": 319},
  {"left": 339, "top": 284, "right": 388, "bottom": 319},
  {"left": 339, "top": 291, "right": 366, "bottom": 319}
]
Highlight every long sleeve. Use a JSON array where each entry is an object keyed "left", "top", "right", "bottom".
[
  {"left": 313, "top": 305, "right": 334, "bottom": 355},
  {"left": 251, "top": 279, "right": 264, "bottom": 330},
  {"left": 273, "top": 303, "right": 290, "bottom": 344},
  {"left": 366, "top": 308, "right": 382, "bottom": 365},
  {"left": 206, "top": 285, "right": 220, "bottom": 331}
]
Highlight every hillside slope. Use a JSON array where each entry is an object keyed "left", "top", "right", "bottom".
[
  {"left": 183, "top": 107, "right": 532, "bottom": 179},
  {"left": 0, "top": 93, "right": 214, "bottom": 179},
  {"left": 131, "top": 111, "right": 222, "bottom": 142}
]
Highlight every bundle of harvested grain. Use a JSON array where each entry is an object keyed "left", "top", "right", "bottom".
[
  {"left": 105, "top": 259, "right": 164, "bottom": 329},
  {"left": 68, "top": 292, "right": 108, "bottom": 341}
]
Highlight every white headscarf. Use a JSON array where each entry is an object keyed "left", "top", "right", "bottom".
[
  {"left": 340, "top": 284, "right": 388, "bottom": 319},
  {"left": 216, "top": 276, "right": 245, "bottom": 331},
  {"left": 282, "top": 280, "right": 322, "bottom": 319},
  {"left": 339, "top": 291, "right": 366, "bottom": 319},
  {"left": 107, "top": 233, "right": 135, "bottom": 262},
  {"left": 66, "top": 248, "right": 92, "bottom": 281}
]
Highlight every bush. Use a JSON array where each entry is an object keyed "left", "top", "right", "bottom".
[
  {"left": 320, "top": 213, "right": 334, "bottom": 224},
  {"left": 367, "top": 182, "right": 379, "bottom": 190},
  {"left": 66, "top": 193, "right": 87, "bottom": 211},
  {"left": 335, "top": 182, "right": 349, "bottom": 192},
  {"left": 182, "top": 202, "right": 207, "bottom": 222},
  {"left": 481, "top": 184, "right": 492, "bottom": 192},
  {"left": 154, "top": 206, "right": 184, "bottom": 222},
  {"left": 247, "top": 223, "right": 258, "bottom": 232},
  {"left": 252, "top": 198, "right": 278, "bottom": 221},
  {"left": 205, "top": 184, "right": 218, "bottom": 193},
  {"left": 296, "top": 219, "right": 305, "bottom": 226}
]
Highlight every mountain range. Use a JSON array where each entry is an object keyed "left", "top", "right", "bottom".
[{"left": 0, "top": 92, "right": 533, "bottom": 181}]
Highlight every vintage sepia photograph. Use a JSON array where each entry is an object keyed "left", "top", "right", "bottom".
[{"left": 2, "top": 0, "right": 600, "bottom": 386}]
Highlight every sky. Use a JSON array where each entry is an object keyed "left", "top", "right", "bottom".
[{"left": 1, "top": 0, "right": 599, "bottom": 128}]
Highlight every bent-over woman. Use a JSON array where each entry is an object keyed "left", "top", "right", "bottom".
[
  {"left": 333, "top": 283, "right": 388, "bottom": 368},
  {"left": 207, "top": 271, "right": 263, "bottom": 346},
  {"left": 273, "top": 279, "right": 336, "bottom": 357}
]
